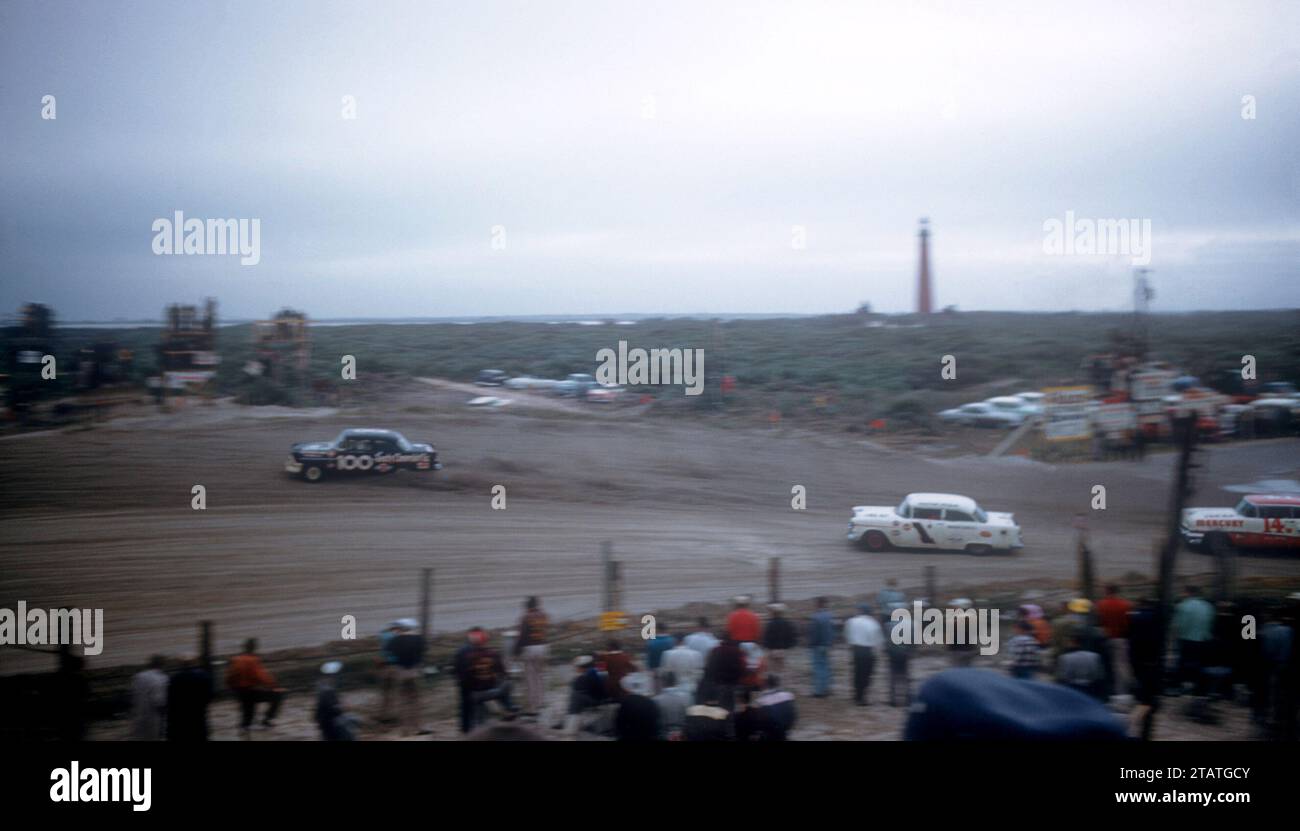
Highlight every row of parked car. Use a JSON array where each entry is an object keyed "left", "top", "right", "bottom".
[
  {"left": 475, "top": 369, "right": 624, "bottom": 402},
  {"left": 937, "top": 392, "right": 1044, "bottom": 428}
]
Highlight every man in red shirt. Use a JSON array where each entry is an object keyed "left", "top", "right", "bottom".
[
  {"left": 225, "top": 638, "right": 285, "bottom": 734},
  {"left": 726, "top": 596, "right": 761, "bottom": 644},
  {"left": 1095, "top": 584, "right": 1134, "bottom": 697}
]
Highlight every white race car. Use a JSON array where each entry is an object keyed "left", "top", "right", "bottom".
[
  {"left": 847, "top": 492, "right": 1024, "bottom": 554},
  {"left": 1181, "top": 494, "right": 1300, "bottom": 554}
]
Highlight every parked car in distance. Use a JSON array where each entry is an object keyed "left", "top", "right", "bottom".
[
  {"left": 937, "top": 402, "right": 1024, "bottom": 428},
  {"left": 475, "top": 369, "right": 507, "bottom": 386},
  {"left": 985, "top": 395, "right": 1040, "bottom": 419},
  {"left": 555, "top": 373, "right": 598, "bottom": 398},
  {"left": 1011, "top": 391, "right": 1046, "bottom": 413}
]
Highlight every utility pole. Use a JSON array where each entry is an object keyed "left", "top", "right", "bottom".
[
  {"left": 1132, "top": 268, "right": 1154, "bottom": 362},
  {"left": 1142, "top": 413, "right": 1197, "bottom": 740}
]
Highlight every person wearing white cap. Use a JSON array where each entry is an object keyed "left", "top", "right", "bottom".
[
  {"left": 613, "top": 672, "right": 660, "bottom": 741},
  {"left": 315, "top": 661, "right": 356, "bottom": 741}
]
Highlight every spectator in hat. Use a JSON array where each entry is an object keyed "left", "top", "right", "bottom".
[
  {"left": 513, "top": 596, "right": 550, "bottom": 717},
  {"left": 727, "top": 596, "right": 762, "bottom": 644},
  {"left": 762, "top": 603, "right": 798, "bottom": 675},
  {"left": 807, "top": 597, "right": 835, "bottom": 697},
  {"left": 166, "top": 655, "right": 212, "bottom": 742},
  {"left": 845, "top": 603, "right": 883, "bottom": 705},
  {"left": 130, "top": 655, "right": 169, "bottom": 741},
  {"left": 1052, "top": 598, "right": 1092, "bottom": 658},
  {"left": 659, "top": 633, "right": 704, "bottom": 696},
  {"left": 614, "top": 673, "right": 660, "bottom": 741},
  {"left": 225, "top": 639, "right": 284, "bottom": 735},
  {"left": 315, "top": 661, "right": 356, "bottom": 741},
  {"left": 566, "top": 655, "right": 605, "bottom": 716},
  {"left": 387, "top": 620, "right": 428, "bottom": 735}
]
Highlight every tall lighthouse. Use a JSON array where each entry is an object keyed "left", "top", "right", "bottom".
[{"left": 916, "top": 217, "right": 933, "bottom": 315}]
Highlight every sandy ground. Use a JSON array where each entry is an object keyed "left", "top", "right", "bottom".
[{"left": 2, "top": 381, "right": 1299, "bottom": 676}]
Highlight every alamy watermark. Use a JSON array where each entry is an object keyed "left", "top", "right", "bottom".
[
  {"left": 152, "top": 210, "right": 261, "bottom": 265},
  {"left": 595, "top": 340, "right": 704, "bottom": 396},
  {"left": 0, "top": 602, "right": 103, "bottom": 655},
  {"left": 1042, "top": 210, "right": 1151, "bottom": 266},
  {"left": 889, "top": 601, "right": 1000, "bottom": 656}
]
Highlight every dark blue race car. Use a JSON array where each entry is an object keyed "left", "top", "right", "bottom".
[{"left": 285, "top": 428, "right": 441, "bottom": 482}]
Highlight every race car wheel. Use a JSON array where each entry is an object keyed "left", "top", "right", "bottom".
[
  {"left": 303, "top": 464, "right": 325, "bottom": 483},
  {"left": 965, "top": 543, "right": 992, "bottom": 556},
  {"left": 861, "top": 530, "right": 889, "bottom": 552}
]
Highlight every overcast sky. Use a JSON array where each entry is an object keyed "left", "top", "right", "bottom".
[{"left": 2, "top": 0, "right": 1297, "bottom": 320}]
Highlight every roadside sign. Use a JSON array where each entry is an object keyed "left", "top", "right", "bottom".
[
  {"left": 598, "top": 611, "right": 628, "bottom": 631},
  {"left": 1042, "top": 385, "right": 1093, "bottom": 441}
]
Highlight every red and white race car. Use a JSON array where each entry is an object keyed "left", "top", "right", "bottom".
[{"left": 1181, "top": 494, "right": 1300, "bottom": 553}]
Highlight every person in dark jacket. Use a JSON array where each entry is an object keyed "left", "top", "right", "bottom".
[
  {"left": 1128, "top": 597, "right": 1163, "bottom": 704},
  {"left": 455, "top": 629, "right": 516, "bottom": 729},
  {"left": 315, "top": 661, "right": 356, "bottom": 741},
  {"left": 762, "top": 603, "right": 798, "bottom": 676},
  {"left": 613, "top": 672, "right": 660, "bottom": 741},
  {"left": 701, "top": 637, "right": 746, "bottom": 710},
  {"left": 386, "top": 622, "right": 427, "bottom": 735},
  {"left": 166, "top": 656, "right": 212, "bottom": 741}
]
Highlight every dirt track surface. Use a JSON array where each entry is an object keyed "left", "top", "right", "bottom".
[{"left": 2, "top": 383, "right": 1298, "bottom": 673}]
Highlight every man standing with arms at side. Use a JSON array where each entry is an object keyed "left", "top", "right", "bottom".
[
  {"left": 514, "top": 596, "right": 550, "bottom": 717},
  {"left": 807, "top": 597, "right": 835, "bottom": 698},
  {"left": 1096, "top": 583, "right": 1134, "bottom": 698},
  {"left": 845, "top": 603, "right": 883, "bottom": 706}
]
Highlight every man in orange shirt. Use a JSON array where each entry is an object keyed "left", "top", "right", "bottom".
[
  {"left": 726, "top": 596, "right": 761, "bottom": 644},
  {"left": 1095, "top": 584, "right": 1134, "bottom": 697},
  {"left": 225, "top": 638, "right": 285, "bottom": 733}
]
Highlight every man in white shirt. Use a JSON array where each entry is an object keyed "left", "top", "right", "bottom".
[
  {"left": 659, "top": 634, "right": 705, "bottom": 695},
  {"left": 844, "top": 603, "right": 883, "bottom": 706},
  {"left": 684, "top": 617, "right": 720, "bottom": 659}
]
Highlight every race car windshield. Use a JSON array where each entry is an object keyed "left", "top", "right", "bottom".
[
  {"left": 973, "top": 508, "right": 988, "bottom": 523},
  {"left": 394, "top": 434, "right": 413, "bottom": 451}
]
